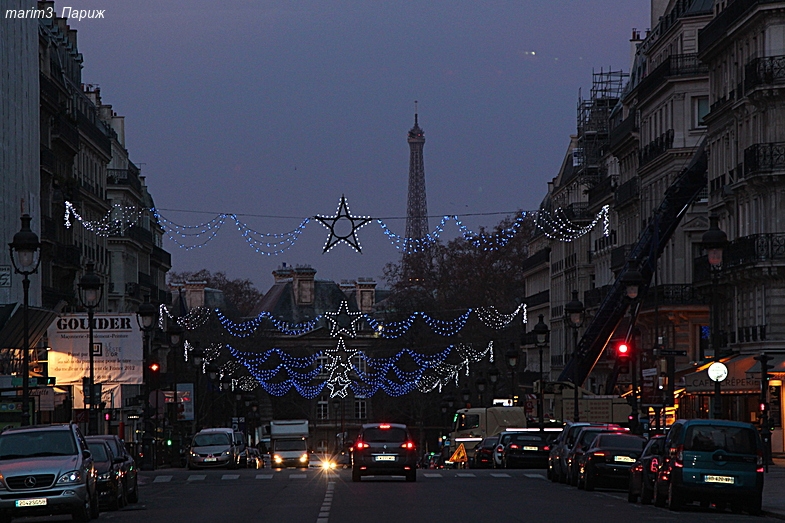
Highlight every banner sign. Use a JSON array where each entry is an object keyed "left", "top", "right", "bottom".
[{"left": 47, "top": 314, "right": 143, "bottom": 385}]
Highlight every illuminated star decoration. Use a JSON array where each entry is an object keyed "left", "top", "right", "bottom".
[
  {"left": 324, "top": 339, "right": 358, "bottom": 398},
  {"left": 314, "top": 195, "right": 371, "bottom": 253},
  {"left": 324, "top": 300, "right": 364, "bottom": 338}
]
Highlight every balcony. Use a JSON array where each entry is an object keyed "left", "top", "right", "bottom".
[
  {"left": 584, "top": 284, "right": 613, "bottom": 309},
  {"left": 52, "top": 114, "right": 79, "bottom": 153},
  {"left": 521, "top": 248, "right": 550, "bottom": 273},
  {"left": 699, "top": 0, "right": 779, "bottom": 52},
  {"left": 108, "top": 168, "right": 143, "bottom": 193},
  {"left": 614, "top": 178, "right": 639, "bottom": 208},
  {"left": 608, "top": 113, "right": 637, "bottom": 151},
  {"left": 77, "top": 112, "right": 111, "bottom": 155},
  {"left": 562, "top": 202, "right": 593, "bottom": 222},
  {"left": 639, "top": 129, "right": 674, "bottom": 167},
  {"left": 743, "top": 142, "right": 785, "bottom": 177},
  {"left": 610, "top": 244, "right": 634, "bottom": 272},
  {"left": 637, "top": 54, "right": 708, "bottom": 100},
  {"left": 138, "top": 272, "right": 153, "bottom": 289},
  {"left": 151, "top": 245, "right": 172, "bottom": 267},
  {"left": 122, "top": 226, "right": 153, "bottom": 245},
  {"left": 524, "top": 289, "right": 550, "bottom": 307},
  {"left": 640, "top": 284, "right": 708, "bottom": 308},
  {"left": 745, "top": 55, "right": 785, "bottom": 93},
  {"left": 40, "top": 145, "right": 56, "bottom": 173},
  {"left": 694, "top": 233, "right": 785, "bottom": 282},
  {"left": 588, "top": 175, "right": 616, "bottom": 207}
]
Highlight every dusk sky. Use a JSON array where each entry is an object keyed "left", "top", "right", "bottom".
[{"left": 65, "top": 0, "right": 649, "bottom": 291}]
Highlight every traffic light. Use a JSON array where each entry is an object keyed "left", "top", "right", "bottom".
[
  {"left": 149, "top": 362, "right": 160, "bottom": 373},
  {"left": 617, "top": 342, "right": 630, "bottom": 374}
]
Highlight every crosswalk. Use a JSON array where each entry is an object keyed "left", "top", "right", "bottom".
[{"left": 145, "top": 471, "right": 544, "bottom": 484}]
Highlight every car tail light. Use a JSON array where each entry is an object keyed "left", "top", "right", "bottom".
[
  {"left": 650, "top": 457, "right": 659, "bottom": 473},
  {"left": 401, "top": 442, "right": 415, "bottom": 450},
  {"left": 356, "top": 441, "right": 368, "bottom": 449},
  {"left": 670, "top": 445, "right": 683, "bottom": 468},
  {"left": 543, "top": 446, "right": 550, "bottom": 452},
  {"left": 496, "top": 445, "right": 504, "bottom": 453},
  {"left": 379, "top": 424, "right": 391, "bottom": 429},
  {"left": 757, "top": 449, "right": 764, "bottom": 472},
  {"left": 509, "top": 444, "right": 519, "bottom": 450}
]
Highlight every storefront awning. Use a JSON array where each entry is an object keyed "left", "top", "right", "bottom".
[
  {"left": 684, "top": 354, "right": 761, "bottom": 394},
  {"left": 746, "top": 353, "right": 785, "bottom": 376},
  {"left": 0, "top": 304, "right": 57, "bottom": 350}
]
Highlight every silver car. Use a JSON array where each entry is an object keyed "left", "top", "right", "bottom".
[
  {"left": 188, "top": 429, "right": 238, "bottom": 469},
  {"left": 0, "top": 423, "right": 98, "bottom": 522}
]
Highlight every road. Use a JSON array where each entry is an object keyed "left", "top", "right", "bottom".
[{"left": 17, "top": 467, "right": 771, "bottom": 523}]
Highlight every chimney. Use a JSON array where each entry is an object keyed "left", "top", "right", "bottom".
[
  {"left": 272, "top": 263, "right": 294, "bottom": 283},
  {"left": 355, "top": 278, "right": 377, "bottom": 313},
  {"left": 293, "top": 266, "right": 316, "bottom": 306},
  {"left": 630, "top": 27, "right": 643, "bottom": 71},
  {"left": 184, "top": 281, "right": 207, "bottom": 309}
]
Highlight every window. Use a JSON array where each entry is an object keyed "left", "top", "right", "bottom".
[
  {"left": 354, "top": 399, "right": 367, "bottom": 420},
  {"left": 352, "top": 354, "right": 366, "bottom": 375},
  {"left": 316, "top": 439, "right": 328, "bottom": 453},
  {"left": 693, "top": 96, "right": 709, "bottom": 128},
  {"left": 316, "top": 355, "right": 329, "bottom": 377},
  {"left": 317, "top": 398, "right": 329, "bottom": 420}
]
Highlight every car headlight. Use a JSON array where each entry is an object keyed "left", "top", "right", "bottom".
[
  {"left": 273, "top": 455, "right": 283, "bottom": 464},
  {"left": 57, "top": 471, "right": 83, "bottom": 484},
  {"left": 224, "top": 451, "right": 231, "bottom": 456},
  {"left": 190, "top": 450, "right": 198, "bottom": 457},
  {"left": 300, "top": 454, "right": 308, "bottom": 463},
  {"left": 98, "top": 471, "right": 113, "bottom": 481}
]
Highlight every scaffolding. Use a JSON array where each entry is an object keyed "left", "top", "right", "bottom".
[{"left": 575, "top": 69, "right": 628, "bottom": 188}]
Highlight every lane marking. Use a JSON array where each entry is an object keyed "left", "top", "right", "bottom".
[
  {"left": 187, "top": 475, "right": 206, "bottom": 481},
  {"left": 256, "top": 474, "right": 273, "bottom": 479},
  {"left": 456, "top": 473, "right": 476, "bottom": 478},
  {"left": 221, "top": 474, "right": 240, "bottom": 480},
  {"left": 290, "top": 473, "right": 307, "bottom": 479},
  {"left": 524, "top": 473, "right": 546, "bottom": 479},
  {"left": 316, "top": 480, "right": 335, "bottom": 523},
  {"left": 491, "top": 473, "right": 511, "bottom": 478},
  {"left": 424, "top": 473, "right": 442, "bottom": 478},
  {"left": 153, "top": 476, "right": 172, "bottom": 483}
]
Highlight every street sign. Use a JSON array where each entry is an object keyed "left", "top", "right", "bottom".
[
  {"left": 641, "top": 368, "right": 658, "bottom": 378},
  {"left": 448, "top": 443, "right": 468, "bottom": 463},
  {"left": 0, "top": 266, "right": 10, "bottom": 288},
  {"left": 660, "top": 350, "right": 687, "bottom": 356}
]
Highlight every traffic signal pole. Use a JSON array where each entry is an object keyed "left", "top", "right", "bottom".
[{"left": 755, "top": 353, "right": 774, "bottom": 470}]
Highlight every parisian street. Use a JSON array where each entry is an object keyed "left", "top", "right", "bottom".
[{"left": 14, "top": 467, "right": 765, "bottom": 523}]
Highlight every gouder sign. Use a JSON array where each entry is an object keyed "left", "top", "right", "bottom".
[{"left": 47, "top": 314, "right": 143, "bottom": 385}]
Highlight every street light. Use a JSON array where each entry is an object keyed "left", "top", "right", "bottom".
[
  {"left": 702, "top": 215, "right": 727, "bottom": 419},
  {"left": 9, "top": 214, "right": 41, "bottom": 427},
  {"left": 136, "top": 297, "right": 158, "bottom": 470},
  {"left": 78, "top": 261, "right": 103, "bottom": 435},
  {"left": 167, "top": 322, "right": 184, "bottom": 465},
  {"left": 621, "top": 267, "right": 644, "bottom": 433},
  {"left": 505, "top": 344, "right": 519, "bottom": 405},
  {"left": 565, "top": 290, "right": 585, "bottom": 422},
  {"left": 475, "top": 376, "right": 487, "bottom": 407},
  {"left": 533, "top": 314, "right": 549, "bottom": 431}
]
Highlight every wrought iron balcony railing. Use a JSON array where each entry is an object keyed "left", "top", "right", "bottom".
[
  {"left": 521, "top": 248, "right": 550, "bottom": 273},
  {"left": 745, "top": 55, "right": 785, "bottom": 92},
  {"left": 614, "top": 177, "right": 639, "bottom": 208},
  {"left": 700, "top": 0, "right": 779, "bottom": 52},
  {"left": 639, "top": 129, "right": 674, "bottom": 167},
  {"left": 743, "top": 142, "right": 785, "bottom": 177}
]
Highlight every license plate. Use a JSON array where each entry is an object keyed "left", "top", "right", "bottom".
[
  {"left": 16, "top": 498, "right": 47, "bottom": 507},
  {"left": 375, "top": 455, "right": 396, "bottom": 462},
  {"left": 523, "top": 446, "right": 539, "bottom": 451},
  {"left": 705, "top": 475, "right": 734, "bottom": 484},
  {"left": 614, "top": 456, "right": 635, "bottom": 463},
  {"left": 204, "top": 457, "right": 217, "bottom": 462}
]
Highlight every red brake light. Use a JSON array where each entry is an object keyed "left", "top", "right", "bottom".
[
  {"left": 509, "top": 444, "right": 519, "bottom": 449},
  {"left": 379, "top": 424, "right": 391, "bottom": 429},
  {"left": 543, "top": 446, "right": 550, "bottom": 451},
  {"left": 401, "top": 442, "right": 415, "bottom": 450},
  {"left": 356, "top": 441, "right": 368, "bottom": 449},
  {"left": 496, "top": 445, "right": 504, "bottom": 452},
  {"left": 591, "top": 451, "right": 606, "bottom": 457},
  {"left": 650, "top": 457, "right": 659, "bottom": 473}
]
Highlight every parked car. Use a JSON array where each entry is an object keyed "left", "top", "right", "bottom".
[
  {"left": 577, "top": 433, "right": 646, "bottom": 491},
  {"left": 234, "top": 431, "right": 247, "bottom": 466},
  {"left": 86, "top": 438, "right": 125, "bottom": 510},
  {"left": 501, "top": 431, "right": 558, "bottom": 469},
  {"left": 86, "top": 434, "right": 139, "bottom": 504},
  {"left": 187, "top": 428, "right": 241, "bottom": 469},
  {"left": 565, "top": 426, "right": 627, "bottom": 486},
  {"left": 473, "top": 436, "right": 498, "bottom": 468},
  {"left": 628, "top": 435, "right": 666, "bottom": 504},
  {"left": 548, "top": 422, "right": 609, "bottom": 483},
  {"left": 0, "top": 423, "right": 99, "bottom": 522},
  {"left": 653, "top": 419, "right": 764, "bottom": 514},
  {"left": 352, "top": 422, "right": 418, "bottom": 482}
]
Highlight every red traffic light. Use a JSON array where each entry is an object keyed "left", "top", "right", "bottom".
[
  {"left": 149, "top": 362, "right": 160, "bottom": 372},
  {"left": 617, "top": 343, "right": 630, "bottom": 357}
]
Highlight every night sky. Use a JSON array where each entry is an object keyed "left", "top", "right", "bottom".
[{"left": 65, "top": 0, "right": 648, "bottom": 291}]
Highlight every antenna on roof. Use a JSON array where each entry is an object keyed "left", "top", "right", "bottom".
[{"left": 414, "top": 100, "right": 418, "bottom": 126}]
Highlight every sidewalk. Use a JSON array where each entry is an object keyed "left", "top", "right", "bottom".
[{"left": 764, "top": 458, "right": 785, "bottom": 519}]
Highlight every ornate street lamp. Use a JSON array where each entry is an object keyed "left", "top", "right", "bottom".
[
  {"left": 136, "top": 297, "right": 158, "bottom": 470},
  {"left": 505, "top": 344, "right": 519, "bottom": 405},
  {"left": 533, "top": 314, "right": 550, "bottom": 431},
  {"left": 78, "top": 262, "right": 103, "bottom": 435},
  {"left": 565, "top": 290, "right": 585, "bottom": 422},
  {"left": 9, "top": 214, "right": 41, "bottom": 426},
  {"left": 702, "top": 215, "right": 727, "bottom": 419}
]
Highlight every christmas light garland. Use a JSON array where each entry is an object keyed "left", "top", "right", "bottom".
[{"left": 64, "top": 201, "right": 610, "bottom": 252}]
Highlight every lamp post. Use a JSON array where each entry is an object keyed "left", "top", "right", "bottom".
[
  {"left": 475, "top": 376, "right": 487, "bottom": 407},
  {"left": 702, "top": 215, "right": 727, "bottom": 419},
  {"left": 136, "top": 297, "right": 157, "bottom": 470},
  {"left": 78, "top": 262, "right": 103, "bottom": 435},
  {"left": 167, "top": 322, "right": 184, "bottom": 466},
  {"left": 461, "top": 385, "right": 471, "bottom": 407},
  {"left": 332, "top": 398, "right": 345, "bottom": 451},
  {"left": 505, "top": 344, "right": 519, "bottom": 406},
  {"left": 9, "top": 214, "right": 41, "bottom": 427},
  {"left": 487, "top": 364, "right": 499, "bottom": 403},
  {"left": 190, "top": 343, "right": 204, "bottom": 429},
  {"left": 621, "top": 267, "right": 644, "bottom": 433},
  {"left": 565, "top": 290, "right": 585, "bottom": 422},
  {"left": 533, "top": 314, "right": 549, "bottom": 431}
]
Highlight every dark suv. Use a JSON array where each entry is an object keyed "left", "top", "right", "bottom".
[
  {"left": 86, "top": 434, "right": 138, "bottom": 504},
  {"left": 0, "top": 424, "right": 99, "bottom": 522},
  {"left": 352, "top": 423, "right": 417, "bottom": 482}
]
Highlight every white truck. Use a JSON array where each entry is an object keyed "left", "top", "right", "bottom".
[
  {"left": 269, "top": 419, "right": 309, "bottom": 468},
  {"left": 448, "top": 406, "right": 529, "bottom": 462}
]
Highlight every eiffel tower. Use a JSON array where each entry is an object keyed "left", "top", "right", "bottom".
[{"left": 405, "top": 103, "right": 429, "bottom": 241}]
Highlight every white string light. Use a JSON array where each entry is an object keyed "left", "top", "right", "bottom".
[{"left": 64, "top": 201, "right": 141, "bottom": 237}]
